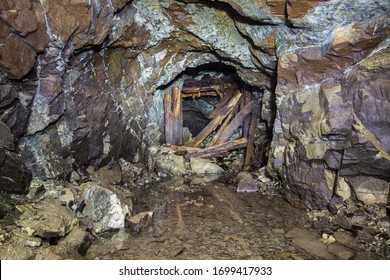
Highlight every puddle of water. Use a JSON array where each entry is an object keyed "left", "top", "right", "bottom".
[{"left": 85, "top": 176, "right": 387, "bottom": 260}]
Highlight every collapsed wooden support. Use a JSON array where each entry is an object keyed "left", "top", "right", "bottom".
[
  {"left": 164, "top": 81, "right": 259, "bottom": 170},
  {"left": 188, "top": 92, "right": 242, "bottom": 147},
  {"left": 167, "top": 138, "right": 248, "bottom": 159}
]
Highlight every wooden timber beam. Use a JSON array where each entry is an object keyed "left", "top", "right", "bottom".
[
  {"left": 215, "top": 101, "right": 256, "bottom": 145},
  {"left": 243, "top": 104, "right": 259, "bottom": 170},
  {"left": 187, "top": 92, "right": 242, "bottom": 147},
  {"left": 164, "top": 87, "right": 183, "bottom": 146},
  {"left": 208, "top": 89, "right": 233, "bottom": 119},
  {"left": 184, "top": 138, "right": 248, "bottom": 159}
]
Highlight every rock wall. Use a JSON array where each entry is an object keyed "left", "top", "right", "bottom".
[
  {"left": 270, "top": 2, "right": 390, "bottom": 209},
  {"left": 0, "top": 0, "right": 389, "bottom": 210}
]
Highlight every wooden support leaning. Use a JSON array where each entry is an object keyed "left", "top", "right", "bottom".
[
  {"left": 208, "top": 89, "right": 234, "bottom": 119},
  {"left": 187, "top": 92, "right": 242, "bottom": 147},
  {"left": 164, "top": 90, "right": 174, "bottom": 145},
  {"left": 215, "top": 100, "right": 256, "bottom": 145}
]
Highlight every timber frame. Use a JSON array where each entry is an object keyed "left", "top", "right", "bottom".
[{"left": 164, "top": 79, "right": 258, "bottom": 171}]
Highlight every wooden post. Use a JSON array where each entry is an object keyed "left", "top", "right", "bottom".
[
  {"left": 172, "top": 87, "right": 183, "bottom": 145},
  {"left": 243, "top": 103, "right": 259, "bottom": 171},
  {"left": 242, "top": 90, "right": 252, "bottom": 138},
  {"left": 164, "top": 87, "right": 183, "bottom": 146},
  {"left": 188, "top": 92, "right": 242, "bottom": 147},
  {"left": 164, "top": 90, "right": 174, "bottom": 145}
]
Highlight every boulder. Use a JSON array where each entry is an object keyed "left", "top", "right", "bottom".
[
  {"left": 0, "top": 149, "right": 31, "bottom": 194},
  {"left": 190, "top": 158, "right": 224, "bottom": 175},
  {"left": 156, "top": 148, "right": 187, "bottom": 175},
  {"left": 82, "top": 182, "right": 128, "bottom": 233},
  {"left": 237, "top": 172, "right": 259, "bottom": 193},
  {"left": 347, "top": 177, "right": 389, "bottom": 206},
  {"left": 15, "top": 198, "right": 78, "bottom": 238}
]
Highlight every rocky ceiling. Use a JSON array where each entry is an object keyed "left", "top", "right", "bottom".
[{"left": 0, "top": 0, "right": 389, "bottom": 210}]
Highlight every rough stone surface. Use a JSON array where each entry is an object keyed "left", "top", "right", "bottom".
[
  {"left": 15, "top": 198, "right": 78, "bottom": 238},
  {"left": 190, "top": 158, "right": 224, "bottom": 175},
  {"left": 156, "top": 148, "right": 187, "bottom": 175},
  {"left": 347, "top": 177, "right": 389, "bottom": 206},
  {"left": 0, "top": 150, "right": 31, "bottom": 194},
  {"left": 270, "top": 3, "right": 390, "bottom": 209}
]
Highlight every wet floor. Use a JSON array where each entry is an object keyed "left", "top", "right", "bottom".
[{"left": 85, "top": 177, "right": 385, "bottom": 260}]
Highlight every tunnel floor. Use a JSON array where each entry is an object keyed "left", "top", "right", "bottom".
[{"left": 85, "top": 177, "right": 385, "bottom": 260}]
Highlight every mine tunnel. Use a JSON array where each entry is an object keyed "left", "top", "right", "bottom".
[
  {"left": 0, "top": 0, "right": 389, "bottom": 264},
  {"left": 160, "top": 62, "right": 273, "bottom": 171}
]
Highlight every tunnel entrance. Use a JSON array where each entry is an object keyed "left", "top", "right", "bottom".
[{"left": 163, "top": 63, "right": 272, "bottom": 171}]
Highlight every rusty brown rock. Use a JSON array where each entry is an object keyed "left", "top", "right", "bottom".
[
  {"left": 266, "top": 0, "right": 286, "bottom": 19},
  {"left": 25, "top": 1, "right": 50, "bottom": 52},
  {"left": 0, "top": 33, "right": 36, "bottom": 79},
  {"left": 287, "top": 0, "right": 328, "bottom": 20},
  {"left": 44, "top": 0, "right": 91, "bottom": 43},
  {"left": 111, "top": 0, "right": 132, "bottom": 11},
  {"left": 278, "top": 15, "right": 389, "bottom": 88},
  {"left": 0, "top": 8, "right": 38, "bottom": 36}
]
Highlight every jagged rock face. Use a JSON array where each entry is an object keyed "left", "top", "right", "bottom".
[
  {"left": 270, "top": 3, "right": 390, "bottom": 209},
  {"left": 0, "top": 0, "right": 389, "bottom": 210}
]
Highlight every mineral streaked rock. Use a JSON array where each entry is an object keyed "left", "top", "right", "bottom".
[
  {"left": 156, "top": 148, "right": 187, "bottom": 175},
  {"left": 271, "top": 6, "right": 390, "bottom": 209},
  {"left": 347, "top": 177, "right": 390, "bottom": 206},
  {"left": 0, "top": 0, "right": 388, "bottom": 211},
  {"left": 0, "top": 149, "right": 31, "bottom": 194},
  {"left": 190, "top": 158, "right": 225, "bottom": 175},
  {"left": 82, "top": 182, "right": 129, "bottom": 233}
]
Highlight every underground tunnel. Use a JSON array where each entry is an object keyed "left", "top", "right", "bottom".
[{"left": 0, "top": 0, "right": 389, "bottom": 260}]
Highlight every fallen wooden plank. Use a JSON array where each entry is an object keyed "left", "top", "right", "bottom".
[
  {"left": 215, "top": 100, "right": 256, "bottom": 145},
  {"left": 188, "top": 92, "right": 242, "bottom": 147},
  {"left": 209, "top": 104, "right": 237, "bottom": 146},
  {"left": 182, "top": 92, "right": 219, "bottom": 99},
  {"left": 185, "top": 138, "right": 248, "bottom": 159}
]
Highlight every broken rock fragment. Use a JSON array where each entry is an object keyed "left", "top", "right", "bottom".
[
  {"left": 237, "top": 172, "right": 259, "bottom": 193},
  {"left": 126, "top": 211, "right": 153, "bottom": 233}
]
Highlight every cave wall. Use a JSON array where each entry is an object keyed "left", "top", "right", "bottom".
[{"left": 0, "top": 0, "right": 389, "bottom": 209}]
